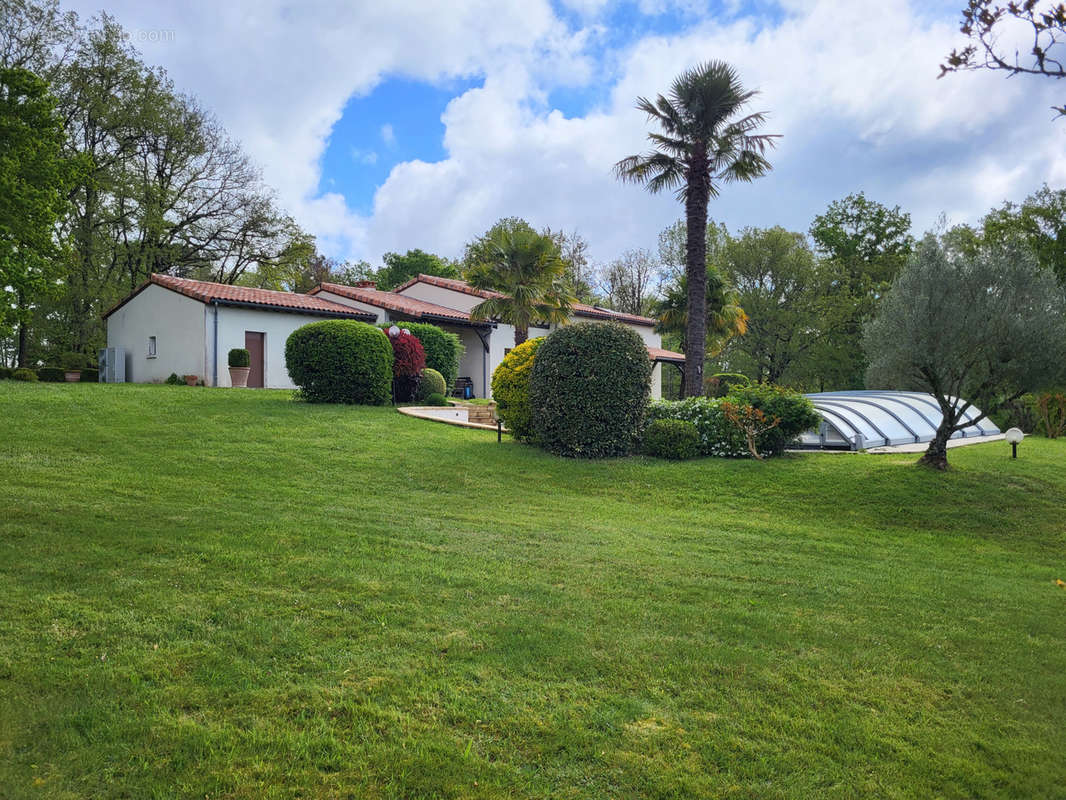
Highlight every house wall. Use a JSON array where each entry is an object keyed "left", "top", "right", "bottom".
[
  {"left": 396, "top": 282, "right": 482, "bottom": 314},
  {"left": 105, "top": 284, "right": 206, "bottom": 382},
  {"left": 209, "top": 306, "right": 337, "bottom": 388}
]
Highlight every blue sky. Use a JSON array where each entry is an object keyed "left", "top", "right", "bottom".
[{"left": 68, "top": 0, "right": 1066, "bottom": 266}]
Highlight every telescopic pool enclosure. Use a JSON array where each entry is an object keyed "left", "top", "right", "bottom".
[{"left": 798, "top": 391, "right": 1001, "bottom": 451}]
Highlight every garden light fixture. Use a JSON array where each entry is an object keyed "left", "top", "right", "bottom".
[{"left": 1005, "top": 427, "right": 1023, "bottom": 458}]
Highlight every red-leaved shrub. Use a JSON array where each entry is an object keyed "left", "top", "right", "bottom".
[{"left": 388, "top": 329, "right": 426, "bottom": 401}]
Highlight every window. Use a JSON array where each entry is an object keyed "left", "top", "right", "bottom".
[{"left": 147, "top": 336, "right": 157, "bottom": 358}]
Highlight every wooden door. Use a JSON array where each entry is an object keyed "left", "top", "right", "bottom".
[{"left": 245, "top": 331, "right": 264, "bottom": 388}]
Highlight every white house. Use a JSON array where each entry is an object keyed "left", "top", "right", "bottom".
[{"left": 105, "top": 272, "right": 685, "bottom": 397}]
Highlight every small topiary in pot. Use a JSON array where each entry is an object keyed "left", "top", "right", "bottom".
[
  {"left": 529, "top": 321, "right": 652, "bottom": 458},
  {"left": 227, "top": 347, "right": 252, "bottom": 387},
  {"left": 642, "top": 418, "right": 700, "bottom": 460},
  {"left": 285, "top": 320, "right": 394, "bottom": 404}
]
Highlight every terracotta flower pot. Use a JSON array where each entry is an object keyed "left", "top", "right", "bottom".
[
  {"left": 229, "top": 366, "right": 251, "bottom": 388},
  {"left": 183, "top": 374, "right": 198, "bottom": 386},
  {"left": 64, "top": 370, "right": 82, "bottom": 383}
]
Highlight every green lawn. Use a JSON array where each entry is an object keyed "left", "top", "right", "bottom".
[{"left": 1, "top": 383, "right": 1064, "bottom": 799}]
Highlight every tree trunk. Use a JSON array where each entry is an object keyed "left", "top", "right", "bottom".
[
  {"left": 16, "top": 290, "right": 27, "bottom": 369},
  {"left": 919, "top": 421, "right": 952, "bottom": 470},
  {"left": 683, "top": 162, "right": 709, "bottom": 398},
  {"left": 514, "top": 324, "right": 528, "bottom": 347}
]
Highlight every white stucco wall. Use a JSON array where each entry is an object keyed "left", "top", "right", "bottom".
[
  {"left": 396, "top": 281, "right": 482, "bottom": 314},
  {"left": 106, "top": 284, "right": 206, "bottom": 383},
  {"left": 208, "top": 306, "right": 343, "bottom": 389}
]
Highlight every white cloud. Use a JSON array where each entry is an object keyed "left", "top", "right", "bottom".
[
  {"left": 63, "top": 0, "right": 1066, "bottom": 266},
  {"left": 380, "top": 123, "right": 395, "bottom": 146},
  {"left": 351, "top": 148, "right": 378, "bottom": 165}
]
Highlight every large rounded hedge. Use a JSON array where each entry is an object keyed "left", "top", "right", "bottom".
[
  {"left": 377, "top": 322, "right": 463, "bottom": 389},
  {"left": 416, "top": 368, "right": 447, "bottom": 401},
  {"left": 491, "top": 337, "right": 543, "bottom": 441},
  {"left": 529, "top": 322, "right": 652, "bottom": 458},
  {"left": 285, "top": 320, "right": 393, "bottom": 404}
]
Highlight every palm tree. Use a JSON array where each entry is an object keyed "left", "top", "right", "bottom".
[
  {"left": 655, "top": 268, "right": 748, "bottom": 358},
  {"left": 465, "top": 223, "right": 575, "bottom": 346},
  {"left": 615, "top": 61, "right": 776, "bottom": 397}
]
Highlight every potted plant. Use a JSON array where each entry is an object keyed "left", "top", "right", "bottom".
[
  {"left": 183, "top": 374, "right": 199, "bottom": 386},
  {"left": 60, "top": 352, "right": 91, "bottom": 382},
  {"left": 228, "top": 348, "right": 251, "bottom": 388}
]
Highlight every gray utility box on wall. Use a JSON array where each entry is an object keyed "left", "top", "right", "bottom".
[{"left": 98, "top": 347, "right": 126, "bottom": 383}]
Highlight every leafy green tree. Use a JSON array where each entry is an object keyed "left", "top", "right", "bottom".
[
  {"left": 806, "top": 192, "right": 914, "bottom": 389},
  {"left": 723, "top": 226, "right": 825, "bottom": 385},
  {"left": 0, "top": 67, "right": 77, "bottom": 366},
  {"left": 654, "top": 270, "right": 747, "bottom": 361},
  {"left": 615, "top": 61, "right": 777, "bottom": 397},
  {"left": 463, "top": 219, "right": 575, "bottom": 346},
  {"left": 375, "top": 248, "right": 459, "bottom": 291},
  {"left": 865, "top": 235, "right": 1066, "bottom": 469},
  {"left": 982, "top": 184, "right": 1066, "bottom": 284}
]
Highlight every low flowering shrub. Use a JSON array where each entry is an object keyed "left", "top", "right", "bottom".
[
  {"left": 724, "top": 384, "right": 820, "bottom": 456},
  {"left": 642, "top": 418, "right": 700, "bottom": 460},
  {"left": 490, "top": 337, "right": 543, "bottom": 442},
  {"left": 646, "top": 397, "right": 750, "bottom": 457}
]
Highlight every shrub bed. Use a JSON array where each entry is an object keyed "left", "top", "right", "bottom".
[
  {"left": 648, "top": 385, "right": 818, "bottom": 458},
  {"left": 285, "top": 320, "right": 393, "bottom": 404},
  {"left": 378, "top": 322, "right": 463, "bottom": 389},
  {"left": 490, "top": 338, "right": 543, "bottom": 442},
  {"left": 529, "top": 322, "right": 651, "bottom": 458},
  {"left": 37, "top": 367, "right": 66, "bottom": 382},
  {"left": 642, "top": 418, "right": 700, "bottom": 460},
  {"left": 387, "top": 329, "right": 426, "bottom": 402}
]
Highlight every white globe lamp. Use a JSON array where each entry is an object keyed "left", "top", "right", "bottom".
[{"left": 1005, "top": 427, "right": 1023, "bottom": 458}]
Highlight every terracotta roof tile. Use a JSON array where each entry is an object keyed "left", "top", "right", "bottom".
[
  {"left": 647, "top": 346, "right": 686, "bottom": 363},
  {"left": 311, "top": 283, "right": 486, "bottom": 325},
  {"left": 395, "top": 273, "right": 659, "bottom": 327},
  {"left": 104, "top": 274, "right": 377, "bottom": 319}
]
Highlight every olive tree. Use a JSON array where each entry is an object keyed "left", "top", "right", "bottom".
[{"left": 864, "top": 235, "right": 1066, "bottom": 469}]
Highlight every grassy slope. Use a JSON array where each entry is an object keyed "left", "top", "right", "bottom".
[{"left": 0, "top": 383, "right": 1064, "bottom": 799}]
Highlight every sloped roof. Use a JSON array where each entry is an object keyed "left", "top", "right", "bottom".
[
  {"left": 104, "top": 274, "right": 376, "bottom": 320},
  {"left": 395, "top": 273, "right": 659, "bottom": 328},
  {"left": 310, "top": 282, "right": 488, "bottom": 326},
  {"left": 647, "top": 347, "right": 686, "bottom": 363}
]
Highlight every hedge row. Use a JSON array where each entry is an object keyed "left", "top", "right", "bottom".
[
  {"left": 285, "top": 320, "right": 393, "bottom": 404},
  {"left": 0, "top": 366, "right": 98, "bottom": 382}
]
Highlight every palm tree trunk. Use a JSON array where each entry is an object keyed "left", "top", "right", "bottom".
[
  {"left": 683, "top": 164, "right": 709, "bottom": 398},
  {"left": 514, "top": 324, "right": 528, "bottom": 346}
]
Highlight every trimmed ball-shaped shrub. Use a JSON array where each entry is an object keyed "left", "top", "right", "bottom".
[
  {"left": 285, "top": 320, "right": 393, "bottom": 404},
  {"left": 490, "top": 337, "right": 543, "bottom": 442},
  {"left": 529, "top": 322, "right": 652, "bottom": 458},
  {"left": 12, "top": 368, "right": 38, "bottom": 381},
  {"left": 642, "top": 418, "right": 700, "bottom": 460},
  {"left": 228, "top": 347, "right": 250, "bottom": 368},
  {"left": 378, "top": 322, "right": 463, "bottom": 389},
  {"left": 416, "top": 368, "right": 447, "bottom": 401}
]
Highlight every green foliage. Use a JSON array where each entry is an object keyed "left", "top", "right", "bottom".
[
  {"left": 641, "top": 418, "right": 700, "bottom": 460},
  {"left": 704, "top": 372, "right": 751, "bottom": 397},
  {"left": 11, "top": 367, "right": 38, "bottom": 381},
  {"left": 285, "top": 320, "right": 393, "bottom": 405},
  {"left": 463, "top": 218, "right": 575, "bottom": 345},
  {"left": 59, "top": 352, "right": 92, "bottom": 370},
  {"left": 0, "top": 367, "right": 11, "bottom": 379},
  {"left": 0, "top": 67, "right": 79, "bottom": 352},
  {"left": 424, "top": 392, "right": 449, "bottom": 406},
  {"left": 647, "top": 397, "right": 750, "bottom": 457},
  {"left": 983, "top": 184, "right": 1066, "bottom": 285},
  {"left": 377, "top": 322, "right": 463, "bottom": 389},
  {"left": 725, "top": 384, "right": 821, "bottom": 455},
  {"left": 416, "top": 368, "right": 447, "bottom": 402},
  {"left": 79, "top": 368, "right": 98, "bottom": 382},
  {"left": 165, "top": 373, "right": 183, "bottom": 385},
  {"left": 37, "top": 367, "right": 65, "bottom": 382},
  {"left": 228, "top": 348, "right": 250, "bottom": 368},
  {"left": 490, "top": 338, "right": 543, "bottom": 442},
  {"left": 375, "top": 249, "right": 459, "bottom": 291},
  {"left": 1035, "top": 390, "right": 1066, "bottom": 438},
  {"left": 865, "top": 235, "right": 1066, "bottom": 467},
  {"left": 990, "top": 394, "right": 1038, "bottom": 433},
  {"left": 529, "top": 322, "right": 651, "bottom": 458}
]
